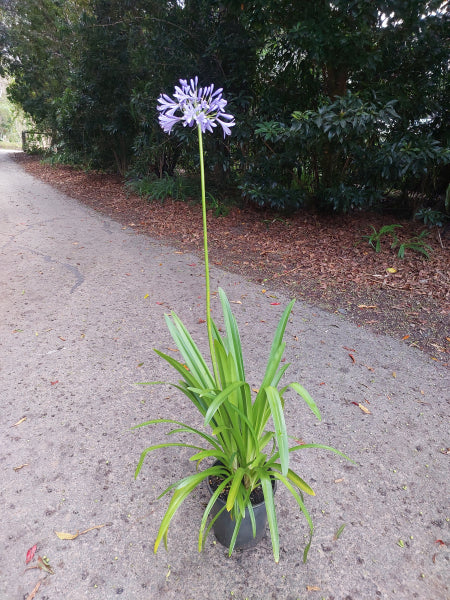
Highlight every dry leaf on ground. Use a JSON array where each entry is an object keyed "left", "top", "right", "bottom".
[
  {"left": 26, "top": 579, "right": 42, "bottom": 600},
  {"left": 25, "top": 544, "right": 37, "bottom": 564},
  {"left": 14, "top": 464, "right": 29, "bottom": 471},
  {"left": 55, "top": 523, "right": 109, "bottom": 540}
]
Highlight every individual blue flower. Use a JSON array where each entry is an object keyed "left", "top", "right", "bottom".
[{"left": 157, "top": 76, "right": 235, "bottom": 137}]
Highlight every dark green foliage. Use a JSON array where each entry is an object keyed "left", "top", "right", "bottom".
[
  {"left": 415, "top": 207, "right": 449, "bottom": 228},
  {"left": 126, "top": 174, "right": 198, "bottom": 203},
  {"left": 364, "top": 224, "right": 432, "bottom": 259},
  {"left": 364, "top": 224, "right": 402, "bottom": 253},
  {"left": 253, "top": 93, "right": 402, "bottom": 212},
  {"left": 1, "top": 0, "right": 448, "bottom": 213},
  {"left": 394, "top": 230, "right": 432, "bottom": 259}
]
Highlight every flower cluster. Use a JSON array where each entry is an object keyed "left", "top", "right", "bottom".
[{"left": 157, "top": 76, "right": 235, "bottom": 137}]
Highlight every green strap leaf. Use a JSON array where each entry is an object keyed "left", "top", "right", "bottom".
[
  {"left": 204, "top": 381, "right": 247, "bottom": 425},
  {"left": 135, "top": 442, "right": 205, "bottom": 479},
  {"left": 280, "top": 382, "right": 322, "bottom": 421},
  {"left": 270, "top": 465, "right": 315, "bottom": 495},
  {"left": 198, "top": 469, "right": 233, "bottom": 551},
  {"left": 226, "top": 467, "right": 245, "bottom": 512},
  {"left": 265, "top": 386, "right": 289, "bottom": 475},
  {"left": 165, "top": 312, "right": 216, "bottom": 389},
  {"left": 218, "top": 288, "right": 246, "bottom": 382},
  {"left": 154, "top": 470, "right": 213, "bottom": 553},
  {"left": 270, "top": 470, "right": 314, "bottom": 562},
  {"left": 260, "top": 471, "right": 279, "bottom": 563},
  {"left": 131, "top": 418, "right": 223, "bottom": 453}
]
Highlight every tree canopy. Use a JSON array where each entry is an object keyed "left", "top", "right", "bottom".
[{"left": 1, "top": 0, "right": 448, "bottom": 212}]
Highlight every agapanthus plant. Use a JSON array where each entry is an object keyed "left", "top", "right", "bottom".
[{"left": 134, "top": 77, "right": 351, "bottom": 563}]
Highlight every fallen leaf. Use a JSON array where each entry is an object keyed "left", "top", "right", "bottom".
[
  {"left": 55, "top": 531, "right": 79, "bottom": 540},
  {"left": 334, "top": 478, "right": 344, "bottom": 483},
  {"left": 26, "top": 544, "right": 37, "bottom": 564},
  {"left": 198, "top": 319, "right": 206, "bottom": 323},
  {"left": 386, "top": 267, "right": 397, "bottom": 274},
  {"left": 430, "top": 343, "right": 446, "bottom": 353},
  {"left": 38, "top": 556, "right": 54, "bottom": 574},
  {"left": 11, "top": 417, "right": 26, "bottom": 427},
  {"left": 26, "top": 579, "right": 42, "bottom": 600},
  {"left": 50, "top": 381, "right": 59, "bottom": 386},
  {"left": 14, "top": 464, "right": 29, "bottom": 471},
  {"left": 230, "top": 300, "right": 242, "bottom": 304},
  {"left": 402, "top": 334, "right": 410, "bottom": 340},
  {"left": 334, "top": 523, "right": 346, "bottom": 540},
  {"left": 306, "top": 585, "right": 321, "bottom": 591},
  {"left": 143, "top": 294, "right": 149, "bottom": 299},
  {"left": 137, "top": 362, "right": 144, "bottom": 368},
  {"left": 392, "top": 371, "right": 396, "bottom": 378},
  {"left": 55, "top": 524, "right": 108, "bottom": 541}
]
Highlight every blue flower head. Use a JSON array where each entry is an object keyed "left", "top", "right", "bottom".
[{"left": 157, "top": 77, "right": 235, "bottom": 137}]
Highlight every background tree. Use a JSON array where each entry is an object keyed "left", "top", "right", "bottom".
[{"left": 1, "top": 0, "right": 448, "bottom": 213}]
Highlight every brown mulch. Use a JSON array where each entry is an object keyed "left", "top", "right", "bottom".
[{"left": 13, "top": 153, "right": 449, "bottom": 365}]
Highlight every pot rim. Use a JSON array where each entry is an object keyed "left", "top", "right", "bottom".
[{"left": 206, "top": 460, "right": 277, "bottom": 509}]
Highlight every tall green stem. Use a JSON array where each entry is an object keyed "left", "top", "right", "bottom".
[{"left": 198, "top": 125, "right": 219, "bottom": 385}]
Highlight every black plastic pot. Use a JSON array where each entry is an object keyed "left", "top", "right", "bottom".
[{"left": 206, "top": 464, "right": 276, "bottom": 550}]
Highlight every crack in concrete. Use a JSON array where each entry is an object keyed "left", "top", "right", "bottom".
[{"left": 28, "top": 247, "right": 85, "bottom": 293}]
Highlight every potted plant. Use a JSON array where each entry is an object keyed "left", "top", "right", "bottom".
[{"left": 133, "top": 78, "right": 351, "bottom": 563}]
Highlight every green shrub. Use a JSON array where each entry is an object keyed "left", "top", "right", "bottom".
[{"left": 126, "top": 174, "right": 198, "bottom": 203}]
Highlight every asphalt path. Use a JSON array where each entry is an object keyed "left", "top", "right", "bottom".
[{"left": 1, "top": 149, "right": 448, "bottom": 599}]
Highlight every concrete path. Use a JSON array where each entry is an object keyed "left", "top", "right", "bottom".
[{"left": 0, "top": 149, "right": 448, "bottom": 599}]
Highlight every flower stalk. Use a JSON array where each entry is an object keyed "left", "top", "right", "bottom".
[{"left": 197, "top": 123, "right": 219, "bottom": 385}]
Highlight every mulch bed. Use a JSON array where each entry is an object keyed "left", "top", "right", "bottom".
[{"left": 13, "top": 153, "right": 449, "bottom": 365}]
